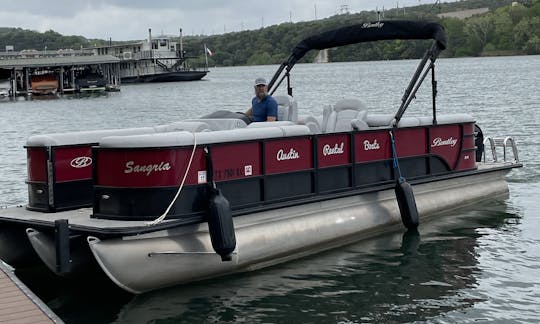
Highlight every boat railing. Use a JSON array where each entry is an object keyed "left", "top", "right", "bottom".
[
  {"left": 131, "top": 50, "right": 177, "bottom": 60},
  {"left": 483, "top": 136, "right": 519, "bottom": 163},
  {"left": 132, "top": 51, "right": 153, "bottom": 60}
]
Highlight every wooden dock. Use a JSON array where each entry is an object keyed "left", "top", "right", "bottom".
[{"left": 0, "top": 261, "right": 62, "bottom": 323}]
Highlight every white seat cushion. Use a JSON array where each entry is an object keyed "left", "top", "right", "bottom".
[
  {"left": 274, "top": 95, "right": 298, "bottom": 122},
  {"left": 334, "top": 98, "right": 367, "bottom": 112},
  {"left": 297, "top": 115, "right": 322, "bottom": 134}
]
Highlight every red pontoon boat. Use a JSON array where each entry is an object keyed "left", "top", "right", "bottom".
[{"left": 0, "top": 21, "right": 521, "bottom": 293}]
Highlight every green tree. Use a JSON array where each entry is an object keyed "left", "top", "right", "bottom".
[
  {"left": 514, "top": 16, "right": 540, "bottom": 53},
  {"left": 464, "top": 14, "right": 495, "bottom": 54},
  {"left": 492, "top": 8, "right": 514, "bottom": 49},
  {"left": 442, "top": 18, "right": 468, "bottom": 56}
]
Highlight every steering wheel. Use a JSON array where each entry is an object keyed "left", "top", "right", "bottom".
[{"left": 235, "top": 111, "right": 253, "bottom": 124}]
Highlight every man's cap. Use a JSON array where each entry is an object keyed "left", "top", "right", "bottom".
[{"left": 254, "top": 77, "right": 267, "bottom": 86}]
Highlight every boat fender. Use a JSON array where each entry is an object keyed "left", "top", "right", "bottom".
[
  {"left": 395, "top": 180, "right": 419, "bottom": 229},
  {"left": 207, "top": 187, "right": 236, "bottom": 261},
  {"left": 389, "top": 130, "right": 419, "bottom": 230}
]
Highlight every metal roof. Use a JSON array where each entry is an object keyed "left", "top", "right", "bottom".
[{"left": 0, "top": 55, "right": 120, "bottom": 69}]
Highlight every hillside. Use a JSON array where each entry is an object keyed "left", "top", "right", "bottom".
[{"left": 1, "top": 0, "right": 539, "bottom": 66}]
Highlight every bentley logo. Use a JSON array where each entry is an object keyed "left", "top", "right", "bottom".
[
  {"left": 431, "top": 137, "right": 458, "bottom": 148},
  {"left": 70, "top": 156, "right": 92, "bottom": 168}
]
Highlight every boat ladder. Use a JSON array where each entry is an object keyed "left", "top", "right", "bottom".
[{"left": 483, "top": 136, "right": 519, "bottom": 163}]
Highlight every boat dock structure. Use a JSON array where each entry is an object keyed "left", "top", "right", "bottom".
[
  {"left": 0, "top": 261, "right": 62, "bottom": 323},
  {"left": 0, "top": 51, "right": 121, "bottom": 97},
  {"left": 0, "top": 28, "right": 207, "bottom": 97}
]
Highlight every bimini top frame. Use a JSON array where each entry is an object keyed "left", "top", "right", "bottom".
[{"left": 268, "top": 20, "right": 447, "bottom": 125}]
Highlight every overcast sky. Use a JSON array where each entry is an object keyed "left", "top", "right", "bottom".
[{"left": 0, "top": 0, "right": 434, "bottom": 40}]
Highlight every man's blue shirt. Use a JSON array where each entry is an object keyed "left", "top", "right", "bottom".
[{"left": 251, "top": 95, "right": 278, "bottom": 122}]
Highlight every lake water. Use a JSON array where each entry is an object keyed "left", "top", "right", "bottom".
[{"left": 1, "top": 55, "right": 539, "bottom": 323}]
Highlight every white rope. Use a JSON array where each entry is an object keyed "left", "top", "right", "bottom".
[{"left": 147, "top": 132, "right": 198, "bottom": 226}]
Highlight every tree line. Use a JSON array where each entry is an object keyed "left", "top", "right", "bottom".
[
  {"left": 188, "top": 0, "right": 539, "bottom": 66},
  {"left": 1, "top": 0, "right": 538, "bottom": 66}
]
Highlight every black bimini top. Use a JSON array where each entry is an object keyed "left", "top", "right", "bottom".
[
  {"left": 290, "top": 20, "right": 446, "bottom": 67},
  {"left": 269, "top": 20, "right": 446, "bottom": 90}
]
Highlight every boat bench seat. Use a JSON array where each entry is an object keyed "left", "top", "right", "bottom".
[
  {"left": 364, "top": 114, "right": 420, "bottom": 129},
  {"left": 99, "top": 125, "right": 312, "bottom": 148},
  {"left": 26, "top": 127, "right": 157, "bottom": 146},
  {"left": 418, "top": 113, "right": 475, "bottom": 125},
  {"left": 365, "top": 114, "right": 394, "bottom": 127},
  {"left": 183, "top": 118, "right": 247, "bottom": 131},
  {"left": 26, "top": 120, "right": 217, "bottom": 147},
  {"left": 247, "top": 121, "right": 295, "bottom": 128},
  {"left": 154, "top": 121, "right": 212, "bottom": 133},
  {"left": 364, "top": 113, "right": 475, "bottom": 129}
]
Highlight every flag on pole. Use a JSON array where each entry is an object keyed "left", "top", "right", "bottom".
[{"left": 205, "top": 46, "right": 214, "bottom": 56}]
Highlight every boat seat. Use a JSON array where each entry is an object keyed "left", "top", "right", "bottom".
[
  {"left": 154, "top": 121, "right": 212, "bottom": 133},
  {"left": 26, "top": 127, "right": 156, "bottom": 146},
  {"left": 365, "top": 114, "right": 475, "bottom": 129},
  {"left": 418, "top": 114, "right": 475, "bottom": 125},
  {"left": 351, "top": 118, "right": 369, "bottom": 131},
  {"left": 184, "top": 118, "right": 247, "bottom": 131},
  {"left": 274, "top": 95, "right": 298, "bottom": 122},
  {"left": 279, "top": 125, "right": 311, "bottom": 136},
  {"left": 320, "top": 105, "right": 333, "bottom": 132},
  {"left": 99, "top": 125, "right": 311, "bottom": 148},
  {"left": 396, "top": 117, "right": 420, "bottom": 127},
  {"left": 365, "top": 114, "right": 419, "bottom": 128},
  {"left": 247, "top": 121, "right": 295, "bottom": 128},
  {"left": 418, "top": 116, "right": 436, "bottom": 126},
  {"left": 323, "top": 98, "right": 368, "bottom": 133},
  {"left": 365, "top": 114, "right": 394, "bottom": 127},
  {"left": 297, "top": 115, "right": 323, "bottom": 134}
]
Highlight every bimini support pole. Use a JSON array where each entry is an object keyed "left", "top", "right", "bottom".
[
  {"left": 394, "top": 41, "right": 441, "bottom": 125},
  {"left": 431, "top": 62, "right": 437, "bottom": 125}
]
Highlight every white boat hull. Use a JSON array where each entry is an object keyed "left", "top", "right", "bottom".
[{"left": 88, "top": 168, "right": 510, "bottom": 293}]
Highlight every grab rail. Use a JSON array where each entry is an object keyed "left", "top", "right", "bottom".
[{"left": 483, "top": 136, "right": 519, "bottom": 163}]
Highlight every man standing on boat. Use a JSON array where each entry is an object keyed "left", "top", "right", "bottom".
[{"left": 246, "top": 77, "right": 277, "bottom": 122}]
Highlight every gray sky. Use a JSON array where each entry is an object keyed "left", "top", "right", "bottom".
[{"left": 0, "top": 0, "right": 434, "bottom": 40}]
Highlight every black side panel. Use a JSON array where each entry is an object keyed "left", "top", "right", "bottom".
[
  {"left": 429, "top": 156, "right": 451, "bottom": 174},
  {"left": 264, "top": 172, "right": 313, "bottom": 201},
  {"left": 27, "top": 180, "right": 93, "bottom": 212},
  {"left": 355, "top": 161, "right": 393, "bottom": 186},
  {"left": 27, "top": 182, "right": 50, "bottom": 212},
  {"left": 400, "top": 157, "right": 428, "bottom": 179},
  {"left": 217, "top": 178, "right": 261, "bottom": 209},
  {"left": 93, "top": 185, "right": 208, "bottom": 220},
  {"left": 53, "top": 180, "right": 94, "bottom": 210},
  {"left": 318, "top": 167, "right": 351, "bottom": 193}
]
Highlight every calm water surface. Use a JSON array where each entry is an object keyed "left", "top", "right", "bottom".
[{"left": 1, "top": 56, "right": 539, "bottom": 323}]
